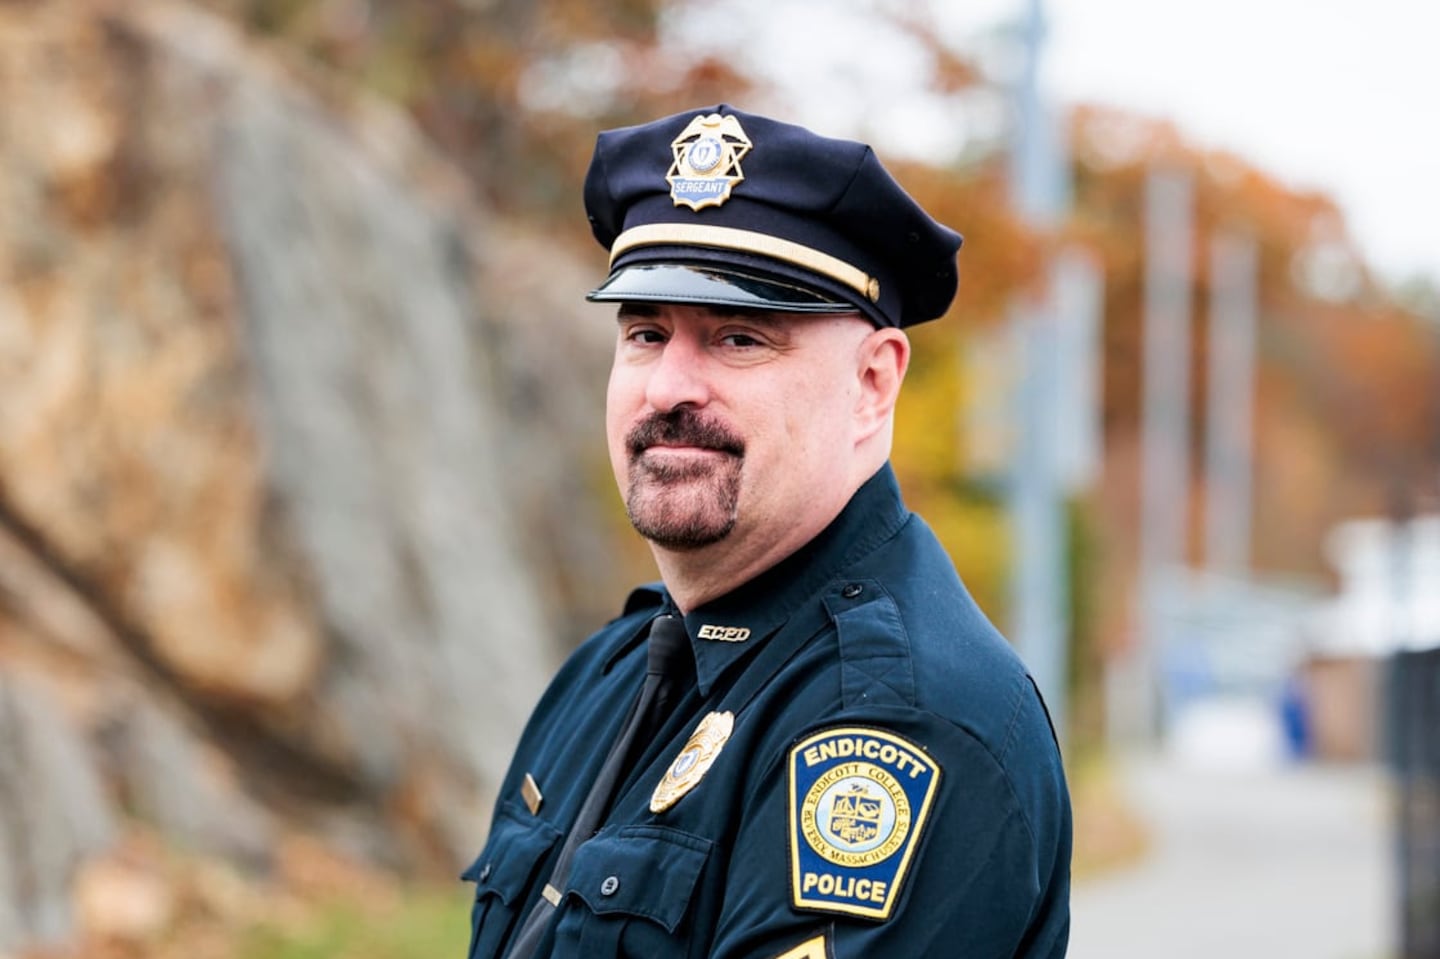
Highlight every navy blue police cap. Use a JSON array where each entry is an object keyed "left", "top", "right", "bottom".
[{"left": 583, "top": 105, "right": 963, "bottom": 329}]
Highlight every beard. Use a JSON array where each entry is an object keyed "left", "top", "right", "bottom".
[{"left": 624, "top": 408, "right": 745, "bottom": 551}]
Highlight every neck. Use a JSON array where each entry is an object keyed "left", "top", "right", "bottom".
[
  {"left": 652, "top": 539, "right": 807, "bottom": 614},
  {"left": 650, "top": 465, "right": 877, "bottom": 613}
]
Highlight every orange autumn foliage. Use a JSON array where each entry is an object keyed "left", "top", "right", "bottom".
[{"left": 1068, "top": 106, "right": 1437, "bottom": 581}]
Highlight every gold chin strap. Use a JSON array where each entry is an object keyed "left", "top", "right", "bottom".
[{"left": 609, "top": 223, "right": 880, "bottom": 304}]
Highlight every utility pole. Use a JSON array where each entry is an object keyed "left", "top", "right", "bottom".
[
  {"left": 1008, "top": 0, "right": 1067, "bottom": 225},
  {"left": 1204, "top": 233, "right": 1258, "bottom": 578},
  {"left": 1119, "top": 169, "right": 1194, "bottom": 744},
  {"left": 1005, "top": 0, "right": 1098, "bottom": 745}
]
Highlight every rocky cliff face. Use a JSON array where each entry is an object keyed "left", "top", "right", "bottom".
[{"left": 0, "top": 1, "right": 621, "bottom": 950}]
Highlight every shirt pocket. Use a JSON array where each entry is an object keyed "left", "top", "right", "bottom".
[
  {"left": 460, "top": 803, "right": 561, "bottom": 959},
  {"left": 551, "top": 824, "right": 713, "bottom": 958}
]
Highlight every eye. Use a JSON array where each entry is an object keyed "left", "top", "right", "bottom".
[
  {"left": 718, "top": 330, "right": 764, "bottom": 348},
  {"left": 624, "top": 325, "right": 668, "bottom": 345}
]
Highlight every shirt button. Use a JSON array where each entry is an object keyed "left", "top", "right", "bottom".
[
  {"left": 600, "top": 875, "right": 620, "bottom": 896},
  {"left": 479, "top": 863, "right": 492, "bottom": 881},
  {"left": 842, "top": 583, "right": 863, "bottom": 599}
]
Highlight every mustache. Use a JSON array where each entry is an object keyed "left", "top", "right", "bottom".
[{"left": 627, "top": 408, "right": 745, "bottom": 457}]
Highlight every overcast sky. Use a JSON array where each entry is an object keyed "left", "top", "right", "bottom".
[
  {"left": 671, "top": 0, "right": 1440, "bottom": 288},
  {"left": 1037, "top": 0, "right": 1440, "bottom": 287}
]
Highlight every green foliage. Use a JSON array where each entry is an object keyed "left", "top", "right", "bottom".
[
  {"left": 236, "top": 886, "right": 470, "bottom": 959},
  {"left": 1064, "top": 495, "right": 1105, "bottom": 757}
]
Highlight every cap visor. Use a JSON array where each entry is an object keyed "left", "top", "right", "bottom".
[{"left": 586, "top": 264, "right": 857, "bottom": 313}]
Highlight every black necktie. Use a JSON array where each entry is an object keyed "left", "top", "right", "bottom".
[
  {"left": 505, "top": 613, "right": 691, "bottom": 959},
  {"left": 629, "top": 614, "right": 694, "bottom": 756}
]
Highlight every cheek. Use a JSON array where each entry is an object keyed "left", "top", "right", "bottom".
[
  {"left": 605, "top": 367, "right": 638, "bottom": 471},
  {"left": 607, "top": 354, "right": 644, "bottom": 412},
  {"left": 779, "top": 373, "right": 854, "bottom": 450}
]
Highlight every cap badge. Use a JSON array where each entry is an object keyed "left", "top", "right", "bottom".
[
  {"left": 667, "top": 113, "right": 752, "bottom": 211},
  {"left": 651, "top": 710, "right": 734, "bottom": 812}
]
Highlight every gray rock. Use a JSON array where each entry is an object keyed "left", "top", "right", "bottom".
[
  {"left": 0, "top": 675, "right": 115, "bottom": 952},
  {"left": 212, "top": 67, "right": 554, "bottom": 819}
]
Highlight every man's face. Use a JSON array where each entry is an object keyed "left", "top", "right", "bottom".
[{"left": 606, "top": 303, "right": 874, "bottom": 556}]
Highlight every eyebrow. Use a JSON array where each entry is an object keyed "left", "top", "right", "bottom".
[
  {"left": 615, "top": 303, "right": 780, "bottom": 323},
  {"left": 615, "top": 303, "right": 659, "bottom": 321}
]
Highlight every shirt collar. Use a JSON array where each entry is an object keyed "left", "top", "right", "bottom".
[
  {"left": 683, "top": 463, "right": 909, "bottom": 693},
  {"left": 600, "top": 464, "right": 910, "bottom": 691}
]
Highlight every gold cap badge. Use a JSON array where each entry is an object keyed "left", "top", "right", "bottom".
[
  {"left": 650, "top": 710, "right": 734, "bottom": 813},
  {"left": 667, "top": 114, "right": 752, "bottom": 211}
]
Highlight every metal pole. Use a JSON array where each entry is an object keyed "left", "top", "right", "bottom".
[
  {"left": 1011, "top": 298, "right": 1069, "bottom": 744},
  {"left": 1005, "top": 0, "right": 1071, "bottom": 744},
  {"left": 1124, "top": 168, "right": 1194, "bottom": 744},
  {"left": 1204, "top": 233, "right": 1257, "bottom": 577},
  {"left": 1009, "top": 0, "right": 1066, "bottom": 226}
]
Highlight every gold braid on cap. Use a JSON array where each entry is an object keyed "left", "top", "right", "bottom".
[{"left": 609, "top": 223, "right": 881, "bottom": 303}]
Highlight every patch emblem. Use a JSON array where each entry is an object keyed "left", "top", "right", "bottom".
[
  {"left": 788, "top": 727, "right": 940, "bottom": 920},
  {"left": 651, "top": 710, "right": 734, "bottom": 813},
  {"left": 667, "top": 113, "right": 752, "bottom": 211}
]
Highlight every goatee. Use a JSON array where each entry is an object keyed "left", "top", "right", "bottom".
[{"left": 624, "top": 408, "right": 744, "bottom": 551}]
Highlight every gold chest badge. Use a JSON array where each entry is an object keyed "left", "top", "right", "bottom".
[
  {"left": 667, "top": 113, "right": 752, "bottom": 211},
  {"left": 650, "top": 710, "right": 734, "bottom": 813}
]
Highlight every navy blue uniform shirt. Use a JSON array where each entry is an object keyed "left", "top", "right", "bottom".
[{"left": 463, "top": 464, "right": 1071, "bottom": 957}]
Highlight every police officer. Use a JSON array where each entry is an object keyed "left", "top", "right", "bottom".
[{"left": 462, "top": 105, "right": 1071, "bottom": 958}]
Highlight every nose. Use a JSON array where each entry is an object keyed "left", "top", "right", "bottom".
[{"left": 644, "top": 334, "right": 711, "bottom": 413}]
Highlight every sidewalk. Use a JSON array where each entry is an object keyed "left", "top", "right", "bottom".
[{"left": 1070, "top": 754, "right": 1395, "bottom": 959}]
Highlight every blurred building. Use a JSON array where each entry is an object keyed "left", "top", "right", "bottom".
[
  {"left": 1143, "top": 515, "right": 1440, "bottom": 768},
  {"left": 1300, "top": 515, "right": 1440, "bottom": 762}
]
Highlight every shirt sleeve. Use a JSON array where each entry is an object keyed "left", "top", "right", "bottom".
[{"left": 707, "top": 702, "right": 1071, "bottom": 959}]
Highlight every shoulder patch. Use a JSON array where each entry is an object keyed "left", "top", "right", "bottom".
[{"left": 788, "top": 726, "right": 941, "bottom": 921}]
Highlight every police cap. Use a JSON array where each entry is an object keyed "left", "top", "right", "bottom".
[{"left": 583, "top": 105, "right": 963, "bottom": 329}]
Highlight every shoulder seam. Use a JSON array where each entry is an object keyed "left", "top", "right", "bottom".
[{"left": 996, "top": 670, "right": 1031, "bottom": 764}]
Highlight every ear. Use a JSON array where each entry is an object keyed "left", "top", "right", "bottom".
[{"left": 853, "top": 327, "right": 910, "bottom": 443}]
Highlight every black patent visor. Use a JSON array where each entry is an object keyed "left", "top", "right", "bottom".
[{"left": 586, "top": 264, "right": 857, "bottom": 313}]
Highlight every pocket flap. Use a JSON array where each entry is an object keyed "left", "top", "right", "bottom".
[
  {"left": 566, "top": 825, "right": 713, "bottom": 932},
  {"left": 461, "top": 804, "right": 561, "bottom": 908}
]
